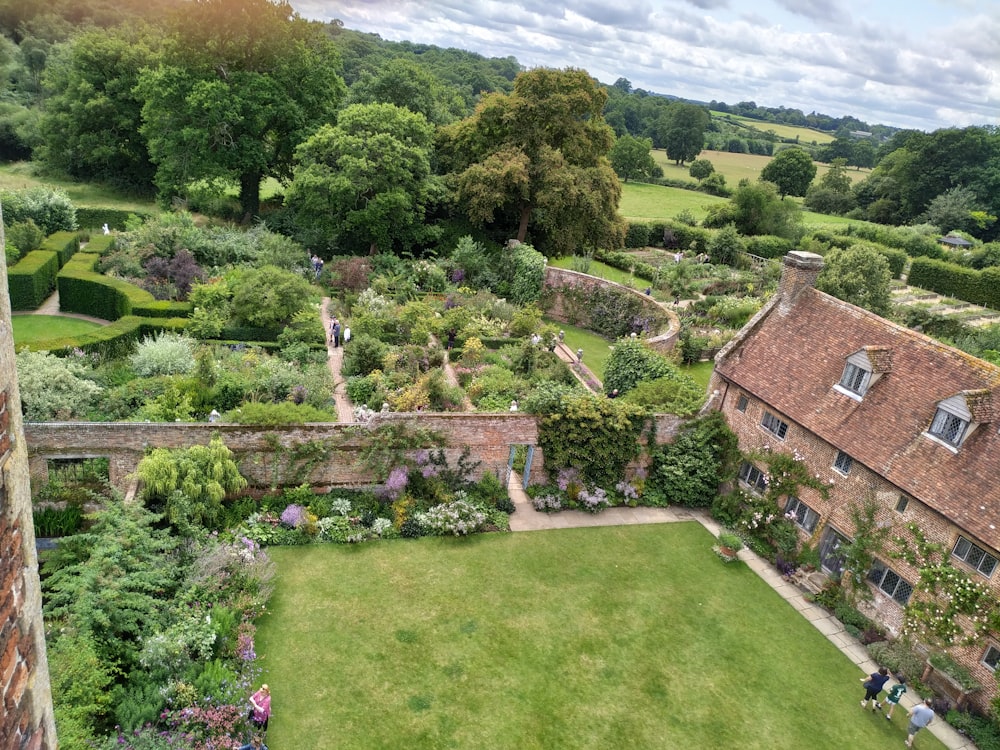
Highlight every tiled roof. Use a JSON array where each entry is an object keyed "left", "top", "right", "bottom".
[{"left": 715, "top": 287, "right": 1000, "bottom": 547}]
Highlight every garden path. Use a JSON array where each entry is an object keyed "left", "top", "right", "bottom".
[
  {"left": 29, "top": 289, "right": 109, "bottom": 324},
  {"left": 552, "top": 341, "right": 603, "bottom": 393},
  {"left": 505, "top": 472, "right": 975, "bottom": 750},
  {"left": 320, "top": 297, "right": 354, "bottom": 422}
]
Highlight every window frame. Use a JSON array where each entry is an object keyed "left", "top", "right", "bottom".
[
  {"left": 928, "top": 407, "right": 969, "bottom": 448},
  {"left": 784, "top": 496, "right": 819, "bottom": 533},
  {"left": 895, "top": 495, "right": 909, "bottom": 513},
  {"left": 833, "top": 450, "right": 853, "bottom": 475},
  {"left": 867, "top": 559, "right": 914, "bottom": 606},
  {"left": 952, "top": 536, "right": 998, "bottom": 578},
  {"left": 736, "top": 394, "right": 749, "bottom": 413},
  {"left": 839, "top": 361, "right": 870, "bottom": 396},
  {"left": 738, "top": 461, "right": 767, "bottom": 494},
  {"left": 983, "top": 645, "right": 1000, "bottom": 672},
  {"left": 760, "top": 411, "right": 788, "bottom": 440}
]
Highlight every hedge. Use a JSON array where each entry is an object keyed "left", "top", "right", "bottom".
[
  {"left": 131, "top": 300, "right": 193, "bottom": 318},
  {"left": 743, "top": 235, "right": 795, "bottom": 260},
  {"left": 57, "top": 253, "right": 155, "bottom": 321},
  {"left": 624, "top": 221, "right": 653, "bottom": 248},
  {"left": 81, "top": 234, "right": 115, "bottom": 255},
  {"left": 661, "top": 220, "right": 710, "bottom": 254},
  {"left": 40, "top": 231, "right": 80, "bottom": 266},
  {"left": 8, "top": 250, "right": 59, "bottom": 310},
  {"left": 878, "top": 248, "right": 908, "bottom": 279},
  {"left": 907, "top": 257, "right": 1000, "bottom": 308},
  {"left": 594, "top": 249, "right": 657, "bottom": 281},
  {"left": 75, "top": 207, "right": 152, "bottom": 231}
]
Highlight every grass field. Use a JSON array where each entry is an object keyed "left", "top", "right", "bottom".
[
  {"left": 653, "top": 149, "right": 870, "bottom": 190},
  {"left": 12, "top": 314, "right": 102, "bottom": 345},
  {"left": 256, "top": 525, "right": 945, "bottom": 750},
  {"left": 544, "top": 317, "right": 613, "bottom": 382},
  {"left": 0, "top": 162, "right": 157, "bottom": 213},
  {"left": 709, "top": 112, "right": 839, "bottom": 145},
  {"left": 620, "top": 181, "right": 726, "bottom": 223}
]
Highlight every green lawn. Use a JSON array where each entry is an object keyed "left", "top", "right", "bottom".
[
  {"left": 620, "top": 181, "right": 726, "bottom": 222},
  {"left": 12, "top": 314, "right": 103, "bottom": 345},
  {"left": 0, "top": 162, "right": 157, "bottom": 213},
  {"left": 546, "top": 318, "right": 614, "bottom": 381},
  {"left": 257, "top": 525, "right": 945, "bottom": 750},
  {"left": 680, "top": 360, "right": 714, "bottom": 390}
]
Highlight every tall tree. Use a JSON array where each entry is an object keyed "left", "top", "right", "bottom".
[
  {"left": 37, "top": 23, "right": 162, "bottom": 192},
  {"left": 285, "top": 102, "right": 439, "bottom": 254},
  {"left": 440, "top": 67, "right": 626, "bottom": 255},
  {"left": 658, "top": 102, "right": 709, "bottom": 165},
  {"left": 136, "top": 0, "right": 346, "bottom": 219},
  {"left": 760, "top": 147, "right": 817, "bottom": 198},
  {"left": 609, "top": 134, "right": 657, "bottom": 182},
  {"left": 816, "top": 243, "right": 892, "bottom": 316}
]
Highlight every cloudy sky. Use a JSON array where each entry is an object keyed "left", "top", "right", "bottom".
[{"left": 291, "top": 0, "right": 999, "bottom": 132}]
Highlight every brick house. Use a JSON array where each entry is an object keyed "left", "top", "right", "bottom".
[{"left": 708, "top": 250, "right": 1000, "bottom": 710}]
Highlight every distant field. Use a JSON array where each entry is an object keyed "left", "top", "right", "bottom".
[
  {"left": 709, "top": 112, "right": 838, "bottom": 145},
  {"left": 620, "top": 182, "right": 726, "bottom": 222},
  {"left": 0, "top": 162, "right": 157, "bottom": 213},
  {"left": 654, "top": 149, "right": 869, "bottom": 188}
]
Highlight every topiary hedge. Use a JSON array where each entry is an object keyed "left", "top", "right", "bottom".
[
  {"left": 57, "top": 252, "right": 153, "bottom": 320},
  {"left": 8, "top": 250, "right": 59, "bottom": 310},
  {"left": 40, "top": 231, "right": 80, "bottom": 266},
  {"left": 131, "top": 300, "right": 193, "bottom": 318},
  {"left": 624, "top": 221, "right": 653, "bottom": 248}
]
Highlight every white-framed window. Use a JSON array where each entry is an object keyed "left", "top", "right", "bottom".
[
  {"left": 833, "top": 451, "right": 853, "bottom": 475},
  {"left": 929, "top": 407, "right": 969, "bottom": 447},
  {"left": 761, "top": 411, "right": 788, "bottom": 440},
  {"left": 839, "top": 362, "right": 870, "bottom": 396},
  {"left": 785, "top": 496, "right": 819, "bottom": 533},
  {"left": 953, "top": 536, "right": 998, "bottom": 578},
  {"left": 738, "top": 462, "right": 767, "bottom": 493},
  {"left": 867, "top": 559, "right": 914, "bottom": 605},
  {"left": 983, "top": 645, "right": 1000, "bottom": 672},
  {"left": 736, "top": 394, "right": 749, "bottom": 413}
]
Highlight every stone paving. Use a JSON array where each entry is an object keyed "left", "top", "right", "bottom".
[{"left": 507, "top": 474, "right": 977, "bottom": 750}]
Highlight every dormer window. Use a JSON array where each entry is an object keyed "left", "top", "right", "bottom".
[
  {"left": 929, "top": 408, "right": 968, "bottom": 446},
  {"left": 839, "top": 363, "right": 869, "bottom": 395},
  {"left": 925, "top": 390, "right": 992, "bottom": 451},
  {"left": 834, "top": 347, "right": 891, "bottom": 401}
]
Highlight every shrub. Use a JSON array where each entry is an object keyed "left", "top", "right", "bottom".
[
  {"left": 129, "top": 331, "right": 197, "bottom": 377},
  {"left": 16, "top": 350, "right": 103, "bottom": 421},
  {"left": 603, "top": 336, "right": 676, "bottom": 395},
  {"left": 418, "top": 496, "right": 489, "bottom": 535},
  {"left": 225, "top": 401, "right": 336, "bottom": 425},
  {"left": 864, "top": 641, "right": 927, "bottom": 689},
  {"left": 7, "top": 218, "right": 43, "bottom": 252},
  {"left": 946, "top": 711, "right": 1000, "bottom": 750},
  {"left": 342, "top": 334, "right": 389, "bottom": 377}
]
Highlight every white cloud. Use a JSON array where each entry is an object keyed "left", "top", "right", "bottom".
[{"left": 293, "top": 0, "right": 1000, "bottom": 130}]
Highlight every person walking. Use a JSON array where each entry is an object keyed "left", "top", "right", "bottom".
[
  {"left": 860, "top": 666, "right": 890, "bottom": 710},
  {"left": 905, "top": 698, "right": 934, "bottom": 747},
  {"left": 884, "top": 674, "right": 907, "bottom": 720}
]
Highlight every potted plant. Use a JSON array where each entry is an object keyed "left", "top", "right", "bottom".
[{"left": 714, "top": 531, "right": 744, "bottom": 562}]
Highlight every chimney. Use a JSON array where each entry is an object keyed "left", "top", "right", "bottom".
[{"left": 777, "top": 251, "right": 824, "bottom": 311}]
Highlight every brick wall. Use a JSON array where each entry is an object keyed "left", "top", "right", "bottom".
[
  {"left": 718, "top": 383, "right": 1000, "bottom": 712},
  {"left": 541, "top": 266, "right": 680, "bottom": 353},
  {"left": 25, "top": 414, "right": 682, "bottom": 493},
  {"left": 0, "top": 215, "right": 56, "bottom": 749}
]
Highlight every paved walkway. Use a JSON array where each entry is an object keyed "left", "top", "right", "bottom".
[
  {"left": 320, "top": 298, "right": 354, "bottom": 422},
  {"left": 506, "top": 473, "right": 976, "bottom": 750}
]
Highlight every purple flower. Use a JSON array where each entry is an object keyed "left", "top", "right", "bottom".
[
  {"left": 280, "top": 504, "right": 307, "bottom": 528},
  {"left": 451, "top": 269, "right": 465, "bottom": 283},
  {"left": 382, "top": 466, "right": 409, "bottom": 500}
]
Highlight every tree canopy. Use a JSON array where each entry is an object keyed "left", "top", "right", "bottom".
[
  {"left": 657, "top": 102, "right": 709, "bottom": 165},
  {"left": 285, "top": 102, "right": 440, "bottom": 254},
  {"left": 816, "top": 243, "right": 893, "bottom": 316},
  {"left": 609, "top": 134, "right": 657, "bottom": 182},
  {"left": 760, "top": 147, "right": 816, "bottom": 198},
  {"left": 136, "top": 0, "right": 346, "bottom": 219},
  {"left": 440, "top": 67, "right": 626, "bottom": 255}
]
